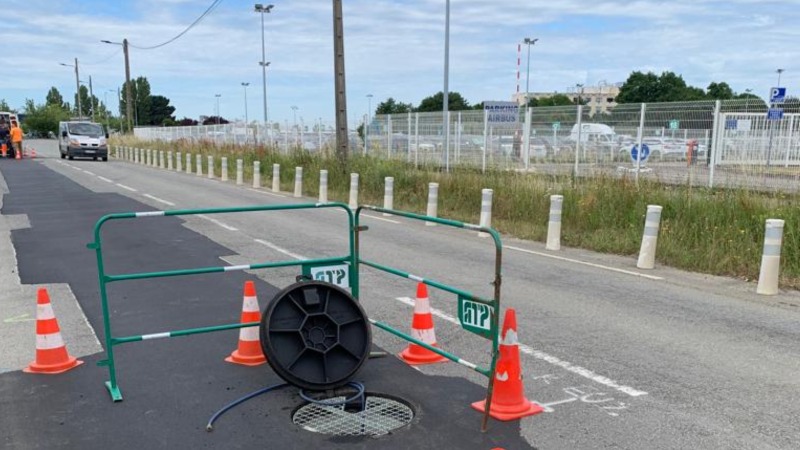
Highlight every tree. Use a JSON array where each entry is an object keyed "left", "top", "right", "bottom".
[
  {"left": 706, "top": 82, "right": 734, "bottom": 100},
  {"left": 45, "top": 87, "right": 66, "bottom": 109},
  {"left": 148, "top": 95, "right": 175, "bottom": 125},
  {"left": 528, "top": 94, "right": 575, "bottom": 107},
  {"left": 20, "top": 101, "right": 70, "bottom": 136},
  {"left": 202, "top": 116, "right": 229, "bottom": 125},
  {"left": 616, "top": 71, "right": 706, "bottom": 103},
  {"left": 416, "top": 91, "right": 470, "bottom": 112},
  {"left": 0, "top": 99, "right": 12, "bottom": 112},
  {"left": 120, "top": 76, "right": 152, "bottom": 126},
  {"left": 375, "top": 97, "right": 412, "bottom": 115},
  {"left": 176, "top": 117, "right": 198, "bottom": 126}
]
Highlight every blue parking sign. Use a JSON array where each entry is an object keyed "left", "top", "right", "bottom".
[
  {"left": 770, "top": 87, "right": 786, "bottom": 104},
  {"left": 767, "top": 108, "right": 784, "bottom": 121}
]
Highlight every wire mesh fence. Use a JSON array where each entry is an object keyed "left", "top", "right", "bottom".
[{"left": 134, "top": 99, "right": 800, "bottom": 192}]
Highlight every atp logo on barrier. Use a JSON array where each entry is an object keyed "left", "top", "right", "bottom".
[{"left": 458, "top": 297, "right": 494, "bottom": 339}]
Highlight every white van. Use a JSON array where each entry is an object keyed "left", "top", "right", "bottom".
[
  {"left": 569, "top": 123, "right": 618, "bottom": 153},
  {"left": 58, "top": 121, "right": 109, "bottom": 161}
]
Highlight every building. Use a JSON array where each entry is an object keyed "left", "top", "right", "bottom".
[{"left": 513, "top": 82, "right": 622, "bottom": 115}]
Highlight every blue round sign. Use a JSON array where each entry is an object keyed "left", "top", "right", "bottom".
[{"left": 630, "top": 143, "right": 650, "bottom": 162}]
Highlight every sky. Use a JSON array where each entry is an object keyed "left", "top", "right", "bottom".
[{"left": 1, "top": 0, "right": 798, "bottom": 126}]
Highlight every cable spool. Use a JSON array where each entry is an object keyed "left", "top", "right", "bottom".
[{"left": 259, "top": 281, "right": 371, "bottom": 391}]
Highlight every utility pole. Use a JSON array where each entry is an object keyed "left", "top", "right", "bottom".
[
  {"left": 443, "top": 0, "right": 450, "bottom": 172},
  {"left": 123, "top": 39, "right": 133, "bottom": 133},
  {"left": 89, "top": 76, "right": 95, "bottom": 121},
  {"left": 332, "top": 0, "right": 349, "bottom": 159},
  {"left": 74, "top": 58, "right": 82, "bottom": 120}
]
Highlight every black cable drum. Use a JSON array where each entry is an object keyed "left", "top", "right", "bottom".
[{"left": 259, "top": 281, "right": 371, "bottom": 391}]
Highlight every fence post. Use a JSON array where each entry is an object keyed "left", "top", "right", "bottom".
[
  {"left": 387, "top": 114, "right": 393, "bottom": 158},
  {"left": 294, "top": 167, "right": 303, "bottom": 197},
  {"left": 167, "top": 151, "right": 173, "bottom": 171},
  {"left": 636, "top": 205, "right": 663, "bottom": 269},
  {"left": 756, "top": 219, "right": 785, "bottom": 295},
  {"left": 236, "top": 159, "right": 243, "bottom": 185},
  {"left": 573, "top": 105, "right": 583, "bottom": 179},
  {"left": 176, "top": 151, "right": 182, "bottom": 172},
  {"left": 319, "top": 169, "right": 328, "bottom": 202},
  {"left": 383, "top": 177, "right": 394, "bottom": 214},
  {"left": 523, "top": 107, "right": 532, "bottom": 170},
  {"left": 482, "top": 110, "right": 488, "bottom": 173},
  {"left": 635, "top": 103, "right": 647, "bottom": 184},
  {"left": 546, "top": 195, "right": 563, "bottom": 251},
  {"left": 272, "top": 164, "right": 280, "bottom": 192},
  {"left": 253, "top": 161, "right": 261, "bottom": 188},
  {"left": 207, "top": 155, "right": 214, "bottom": 179},
  {"left": 221, "top": 157, "right": 228, "bottom": 181},
  {"left": 196, "top": 154, "right": 203, "bottom": 176},
  {"left": 456, "top": 111, "right": 462, "bottom": 164},
  {"left": 349, "top": 173, "right": 359, "bottom": 209},
  {"left": 426, "top": 182, "right": 439, "bottom": 226},
  {"left": 478, "top": 188, "right": 493, "bottom": 238},
  {"left": 414, "top": 112, "right": 420, "bottom": 167},
  {"left": 186, "top": 153, "right": 192, "bottom": 174},
  {"left": 708, "top": 99, "right": 722, "bottom": 188},
  {"left": 408, "top": 111, "right": 413, "bottom": 162}
]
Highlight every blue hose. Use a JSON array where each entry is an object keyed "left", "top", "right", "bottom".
[{"left": 206, "top": 383, "right": 289, "bottom": 431}]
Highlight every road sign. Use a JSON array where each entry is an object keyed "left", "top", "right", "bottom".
[
  {"left": 303, "top": 263, "right": 350, "bottom": 288},
  {"left": 552, "top": 122, "right": 561, "bottom": 131},
  {"left": 483, "top": 101, "right": 519, "bottom": 126},
  {"left": 770, "top": 87, "right": 786, "bottom": 104},
  {"left": 669, "top": 120, "right": 679, "bottom": 130},
  {"left": 630, "top": 143, "right": 650, "bottom": 163},
  {"left": 458, "top": 297, "right": 493, "bottom": 339},
  {"left": 725, "top": 118, "right": 738, "bottom": 130},
  {"left": 767, "top": 108, "right": 784, "bottom": 121}
]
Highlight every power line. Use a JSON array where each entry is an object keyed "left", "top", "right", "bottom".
[{"left": 129, "top": 0, "right": 224, "bottom": 50}]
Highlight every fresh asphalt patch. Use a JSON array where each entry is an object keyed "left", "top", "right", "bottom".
[{"left": 0, "top": 159, "right": 533, "bottom": 449}]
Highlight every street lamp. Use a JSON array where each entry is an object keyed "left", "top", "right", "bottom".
[
  {"left": 443, "top": 0, "right": 451, "bottom": 172},
  {"left": 59, "top": 59, "right": 81, "bottom": 120},
  {"left": 522, "top": 37, "right": 538, "bottom": 105},
  {"left": 101, "top": 39, "right": 133, "bottom": 133},
  {"left": 366, "top": 94, "right": 373, "bottom": 152},
  {"left": 776, "top": 68, "right": 784, "bottom": 87},
  {"left": 241, "top": 82, "right": 250, "bottom": 125},
  {"left": 215, "top": 94, "right": 222, "bottom": 124},
  {"left": 255, "top": 3, "right": 274, "bottom": 131},
  {"left": 576, "top": 83, "right": 584, "bottom": 105}
]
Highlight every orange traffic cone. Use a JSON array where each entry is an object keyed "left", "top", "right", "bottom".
[
  {"left": 471, "top": 308, "right": 543, "bottom": 420},
  {"left": 30, "top": 148, "right": 36, "bottom": 159},
  {"left": 15, "top": 146, "right": 21, "bottom": 159},
  {"left": 24, "top": 288, "right": 84, "bottom": 374},
  {"left": 398, "top": 283, "right": 447, "bottom": 365},
  {"left": 1, "top": 143, "right": 6, "bottom": 157},
  {"left": 225, "top": 281, "right": 267, "bottom": 366}
]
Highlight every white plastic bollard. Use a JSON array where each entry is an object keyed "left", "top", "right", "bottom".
[
  {"left": 637, "top": 205, "right": 663, "bottom": 269},
  {"left": 207, "top": 155, "right": 214, "bottom": 179},
  {"left": 221, "top": 157, "right": 228, "bottom": 181},
  {"left": 236, "top": 159, "right": 243, "bottom": 185},
  {"left": 478, "top": 189, "right": 493, "bottom": 238},
  {"left": 319, "top": 170, "right": 328, "bottom": 203},
  {"left": 272, "top": 164, "right": 280, "bottom": 192},
  {"left": 348, "top": 173, "right": 359, "bottom": 209},
  {"left": 426, "top": 182, "right": 439, "bottom": 226},
  {"left": 294, "top": 167, "right": 303, "bottom": 197},
  {"left": 176, "top": 151, "right": 182, "bottom": 172},
  {"left": 196, "top": 154, "right": 203, "bottom": 176},
  {"left": 145, "top": 149, "right": 150, "bottom": 165},
  {"left": 159, "top": 150, "right": 165, "bottom": 169},
  {"left": 253, "top": 161, "right": 261, "bottom": 188},
  {"left": 757, "top": 219, "right": 785, "bottom": 295},
  {"left": 167, "top": 151, "right": 173, "bottom": 170},
  {"left": 383, "top": 177, "right": 394, "bottom": 215},
  {"left": 546, "top": 195, "right": 564, "bottom": 251},
  {"left": 186, "top": 153, "right": 192, "bottom": 174}
]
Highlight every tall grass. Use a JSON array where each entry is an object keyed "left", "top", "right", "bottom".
[{"left": 114, "top": 138, "right": 800, "bottom": 289}]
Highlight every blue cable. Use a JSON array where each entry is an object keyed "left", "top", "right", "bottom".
[{"left": 206, "top": 383, "right": 289, "bottom": 431}]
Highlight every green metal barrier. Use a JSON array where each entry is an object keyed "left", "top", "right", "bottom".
[
  {"left": 354, "top": 205, "right": 502, "bottom": 432},
  {"left": 89, "top": 202, "right": 356, "bottom": 402}
]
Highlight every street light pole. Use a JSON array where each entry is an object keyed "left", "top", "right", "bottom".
[
  {"left": 242, "top": 83, "right": 250, "bottom": 125},
  {"left": 101, "top": 39, "right": 133, "bottom": 132},
  {"left": 215, "top": 94, "right": 222, "bottom": 124},
  {"left": 366, "top": 94, "right": 372, "bottom": 153},
  {"left": 60, "top": 59, "right": 82, "bottom": 120},
  {"left": 443, "top": 0, "right": 450, "bottom": 172},
  {"left": 777, "top": 68, "right": 784, "bottom": 87},
  {"left": 523, "top": 37, "right": 538, "bottom": 104},
  {"left": 255, "top": 4, "right": 273, "bottom": 131}
]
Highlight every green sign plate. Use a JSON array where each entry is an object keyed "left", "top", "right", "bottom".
[
  {"left": 457, "top": 296, "right": 494, "bottom": 339},
  {"left": 302, "top": 263, "right": 350, "bottom": 289}
]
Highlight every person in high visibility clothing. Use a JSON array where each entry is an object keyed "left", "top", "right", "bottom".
[{"left": 10, "top": 123, "right": 23, "bottom": 157}]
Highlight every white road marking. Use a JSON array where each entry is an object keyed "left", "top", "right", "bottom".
[
  {"left": 83, "top": 170, "right": 96, "bottom": 176},
  {"left": 361, "top": 214, "right": 400, "bottom": 224},
  {"left": 197, "top": 214, "right": 238, "bottom": 231},
  {"left": 254, "top": 238, "right": 306, "bottom": 260},
  {"left": 97, "top": 176, "right": 113, "bottom": 183},
  {"left": 143, "top": 194, "right": 176, "bottom": 206},
  {"left": 394, "top": 296, "right": 648, "bottom": 397},
  {"left": 247, "top": 188, "right": 287, "bottom": 198},
  {"left": 116, "top": 183, "right": 137, "bottom": 192},
  {"left": 504, "top": 245, "right": 664, "bottom": 281}
]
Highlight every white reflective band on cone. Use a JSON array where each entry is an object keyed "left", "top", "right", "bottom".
[{"left": 36, "top": 332, "right": 65, "bottom": 350}]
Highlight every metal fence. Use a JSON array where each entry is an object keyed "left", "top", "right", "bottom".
[{"left": 134, "top": 99, "right": 800, "bottom": 192}]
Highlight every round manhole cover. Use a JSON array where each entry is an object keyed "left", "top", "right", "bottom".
[{"left": 292, "top": 393, "right": 414, "bottom": 437}]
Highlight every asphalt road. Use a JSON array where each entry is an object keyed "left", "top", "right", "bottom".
[{"left": 1, "top": 140, "right": 799, "bottom": 449}]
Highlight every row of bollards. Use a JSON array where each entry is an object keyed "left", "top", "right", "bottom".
[{"left": 113, "top": 146, "right": 787, "bottom": 295}]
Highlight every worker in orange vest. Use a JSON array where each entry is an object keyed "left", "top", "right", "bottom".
[{"left": 10, "top": 123, "right": 23, "bottom": 158}]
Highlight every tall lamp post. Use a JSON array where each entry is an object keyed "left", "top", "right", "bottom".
[
  {"left": 215, "top": 94, "right": 222, "bottom": 124},
  {"left": 366, "top": 93, "right": 373, "bottom": 152},
  {"left": 255, "top": 3, "right": 273, "bottom": 134},
  {"left": 241, "top": 82, "right": 250, "bottom": 125},
  {"left": 101, "top": 39, "right": 133, "bottom": 133},
  {"left": 522, "top": 37, "right": 538, "bottom": 105},
  {"left": 59, "top": 59, "right": 81, "bottom": 120},
  {"left": 443, "top": 0, "right": 451, "bottom": 172}
]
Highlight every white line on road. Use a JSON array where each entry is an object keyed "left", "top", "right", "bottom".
[
  {"left": 143, "top": 194, "right": 176, "bottom": 206},
  {"left": 196, "top": 214, "right": 238, "bottom": 231},
  {"left": 394, "top": 296, "right": 648, "bottom": 397},
  {"left": 254, "top": 238, "right": 306, "bottom": 260},
  {"left": 97, "top": 176, "right": 113, "bottom": 183},
  {"left": 361, "top": 214, "right": 400, "bottom": 224},
  {"left": 83, "top": 170, "right": 96, "bottom": 176},
  {"left": 247, "top": 188, "right": 287, "bottom": 198},
  {"left": 504, "top": 245, "right": 664, "bottom": 281},
  {"left": 116, "top": 183, "right": 137, "bottom": 192}
]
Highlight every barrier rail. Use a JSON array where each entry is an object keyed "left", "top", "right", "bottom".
[
  {"left": 354, "top": 205, "right": 502, "bottom": 431},
  {"left": 89, "top": 202, "right": 356, "bottom": 401}
]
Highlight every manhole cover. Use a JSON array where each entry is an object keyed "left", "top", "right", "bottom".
[{"left": 292, "top": 393, "right": 414, "bottom": 437}]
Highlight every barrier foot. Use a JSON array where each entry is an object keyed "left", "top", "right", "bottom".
[{"left": 105, "top": 381, "right": 123, "bottom": 402}]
